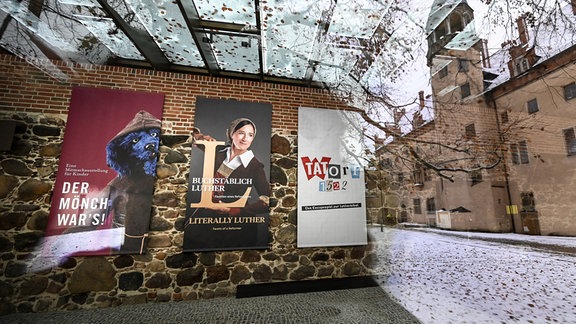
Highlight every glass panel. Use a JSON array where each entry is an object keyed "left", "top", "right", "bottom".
[
  {"left": 193, "top": 0, "right": 256, "bottom": 25},
  {"left": 125, "top": 0, "right": 204, "bottom": 66},
  {"left": 261, "top": 1, "right": 332, "bottom": 80},
  {"left": 0, "top": 0, "right": 120, "bottom": 64},
  {"left": 56, "top": 0, "right": 146, "bottom": 61},
  {"left": 57, "top": 0, "right": 98, "bottom": 6},
  {"left": 328, "top": 0, "right": 388, "bottom": 38},
  {"left": 75, "top": 15, "right": 144, "bottom": 60},
  {"left": 312, "top": 45, "right": 362, "bottom": 83},
  {"left": 211, "top": 32, "right": 260, "bottom": 73},
  {"left": 1, "top": 0, "right": 403, "bottom": 82}
]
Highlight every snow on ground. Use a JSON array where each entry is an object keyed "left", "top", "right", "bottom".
[{"left": 369, "top": 226, "right": 576, "bottom": 323}]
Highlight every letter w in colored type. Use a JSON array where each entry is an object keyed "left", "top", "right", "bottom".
[{"left": 301, "top": 156, "right": 331, "bottom": 180}]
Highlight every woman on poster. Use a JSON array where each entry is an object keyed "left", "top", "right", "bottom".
[{"left": 192, "top": 117, "right": 270, "bottom": 218}]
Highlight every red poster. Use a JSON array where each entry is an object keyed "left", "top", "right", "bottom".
[{"left": 33, "top": 87, "right": 164, "bottom": 270}]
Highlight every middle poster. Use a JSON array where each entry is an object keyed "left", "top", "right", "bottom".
[{"left": 184, "top": 97, "right": 272, "bottom": 251}]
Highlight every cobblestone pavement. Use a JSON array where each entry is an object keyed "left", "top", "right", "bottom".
[{"left": 1, "top": 286, "right": 420, "bottom": 324}]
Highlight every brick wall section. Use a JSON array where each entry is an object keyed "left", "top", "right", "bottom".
[
  {"left": 0, "top": 55, "right": 375, "bottom": 314},
  {"left": 0, "top": 55, "right": 348, "bottom": 132}
]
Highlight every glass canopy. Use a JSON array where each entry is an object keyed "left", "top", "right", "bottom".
[{"left": 0, "top": 0, "right": 412, "bottom": 87}]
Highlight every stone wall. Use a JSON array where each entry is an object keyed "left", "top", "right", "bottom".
[{"left": 0, "top": 91, "right": 377, "bottom": 314}]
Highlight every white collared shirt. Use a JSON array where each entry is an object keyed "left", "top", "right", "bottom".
[{"left": 224, "top": 147, "right": 254, "bottom": 170}]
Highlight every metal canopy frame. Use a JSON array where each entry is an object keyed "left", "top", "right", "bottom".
[{"left": 0, "top": 0, "right": 402, "bottom": 88}]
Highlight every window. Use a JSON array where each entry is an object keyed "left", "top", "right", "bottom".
[
  {"left": 413, "top": 198, "right": 422, "bottom": 214},
  {"left": 450, "top": 13, "right": 464, "bottom": 33},
  {"left": 465, "top": 123, "right": 476, "bottom": 138},
  {"left": 461, "top": 82, "right": 471, "bottom": 98},
  {"left": 519, "top": 141, "right": 530, "bottom": 164},
  {"left": 564, "top": 83, "right": 576, "bottom": 100},
  {"left": 470, "top": 170, "right": 483, "bottom": 186},
  {"left": 439, "top": 66, "right": 448, "bottom": 79},
  {"left": 510, "top": 141, "right": 530, "bottom": 164},
  {"left": 458, "top": 59, "right": 469, "bottom": 72},
  {"left": 521, "top": 191, "right": 536, "bottom": 212},
  {"left": 436, "top": 21, "right": 447, "bottom": 39},
  {"left": 462, "top": 13, "right": 471, "bottom": 26},
  {"left": 510, "top": 143, "right": 519, "bottom": 163},
  {"left": 424, "top": 168, "right": 432, "bottom": 182},
  {"left": 527, "top": 99, "right": 539, "bottom": 114},
  {"left": 412, "top": 168, "right": 424, "bottom": 185},
  {"left": 426, "top": 198, "right": 436, "bottom": 213},
  {"left": 563, "top": 127, "right": 576, "bottom": 156},
  {"left": 514, "top": 57, "right": 529, "bottom": 76},
  {"left": 412, "top": 165, "right": 429, "bottom": 185},
  {"left": 501, "top": 111, "right": 509, "bottom": 124},
  {"left": 522, "top": 58, "right": 529, "bottom": 71}
]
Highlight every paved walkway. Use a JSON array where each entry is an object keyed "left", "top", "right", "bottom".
[{"left": 1, "top": 285, "right": 420, "bottom": 324}]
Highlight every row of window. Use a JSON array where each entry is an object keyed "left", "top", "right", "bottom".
[
  {"left": 401, "top": 130, "right": 571, "bottom": 185},
  {"left": 508, "top": 131, "right": 576, "bottom": 162},
  {"left": 438, "top": 59, "right": 469, "bottom": 79},
  {"left": 438, "top": 59, "right": 472, "bottom": 100},
  {"left": 468, "top": 79, "right": 573, "bottom": 104},
  {"left": 402, "top": 167, "right": 482, "bottom": 187},
  {"left": 463, "top": 82, "right": 574, "bottom": 103},
  {"left": 442, "top": 61, "right": 576, "bottom": 103},
  {"left": 413, "top": 197, "right": 435, "bottom": 214},
  {"left": 413, "top": 192, "right": 536, "bottom": 215},
  {"left": 451, "top": 125, "right": 573, "bottom": 165},
  {"left": 499, "top": 84, "right": 576, "bottom": 158},
  {"left": 506, "top": 83, "right": 576, "bottom": 117}
]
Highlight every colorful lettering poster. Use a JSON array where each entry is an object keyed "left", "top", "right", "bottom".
[
  {"left": 297, "top": 107, "right": 367, "bottom": 247},
  {"left": 184, "top": 98, "right": 272, "bottom": 251},
  {"left": 32, "top": 87, "right": 164, "bottom": 271}
]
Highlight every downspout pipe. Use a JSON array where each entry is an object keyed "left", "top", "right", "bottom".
[{"left": 488, "top": 93, "right": 517, "bottom": 233}]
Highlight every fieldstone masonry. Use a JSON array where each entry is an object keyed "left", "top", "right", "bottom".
[{"left": 0, "top": 111, "right": 377, "bottom": 315}]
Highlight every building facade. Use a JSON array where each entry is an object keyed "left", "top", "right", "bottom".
[{"left": 390, "top": 0, "right": 576, "bottom": 236}]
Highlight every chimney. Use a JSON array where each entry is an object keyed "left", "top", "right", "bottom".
[
  {"left": 418, "top": 91, "right": 425, "bottom": 108},
  {"left": 572, "top": 0, "right": 576, "bottom": 15},
  {"left": 516, "top": 15, "right": 529, "bottom": 45},
  {"left": 481, "top": 39, "right": 491, "bottom": 68},
  {"left": 412, "top": 111, "right": 424, "bottom": 129},
  {"left": 394, "top": 109, "right": 404, "bottom": 124}
]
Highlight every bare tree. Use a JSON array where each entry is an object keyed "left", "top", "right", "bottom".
[
  {"left": 322, "top": 0, "right": 576, "bottom": 185},
  {"left": 1, "top": 0, "right": 574, "bottom": 182}
]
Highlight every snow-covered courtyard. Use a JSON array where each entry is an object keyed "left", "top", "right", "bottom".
[{"left": 369, "top": 226, "right": 576, "bottom": 323}]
